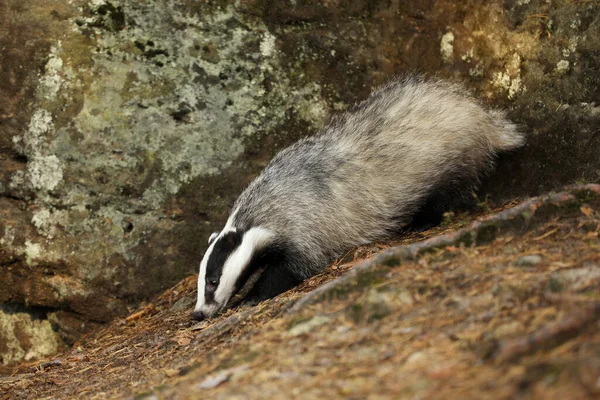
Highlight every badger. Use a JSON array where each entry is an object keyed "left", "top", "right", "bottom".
[{"left": 192, "top": 75, "right": 524, "bottom": 320}]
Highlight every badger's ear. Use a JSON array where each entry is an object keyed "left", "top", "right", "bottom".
[{"left": 208, "top": 232, "right": 219, "bottom": 245}]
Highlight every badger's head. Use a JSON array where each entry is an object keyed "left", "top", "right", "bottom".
[{"left": 191, "top": 226, "right": 275, "bottom": 320}]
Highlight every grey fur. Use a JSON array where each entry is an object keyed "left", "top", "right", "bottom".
[
  {"left": 194, "top": 75, "right": 523, "bottom": 318},
  {"left": 233, "top": 76, "right": 522, "bottom": 273}
]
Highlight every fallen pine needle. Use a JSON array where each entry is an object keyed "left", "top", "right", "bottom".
[
  {"left": 126, "top": 305, "right": 155, "bottom": 323},
  {"left": 532, "top": 228, "right": 558, "bottom": 241},
  {"left": 126, "top": 310, "right": 146, "bottom": 322},
  {"left": 74, "top": 366, "right": 95, "bottom": 375}
]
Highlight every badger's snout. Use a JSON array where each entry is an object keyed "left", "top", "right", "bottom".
[
  {"left": 191, "top": 310, "right": 205, "bottom": 321},
  {"left": 191, "top": 302, "right": 222, "bottom": 320}
]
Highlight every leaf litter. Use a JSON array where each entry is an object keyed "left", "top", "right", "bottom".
[{"left": 0, "top": 184, "right": 599, "bottom": 399}]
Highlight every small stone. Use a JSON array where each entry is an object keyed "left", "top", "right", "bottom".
[
  {"left": 405, "top": 350, "right": 433, "bottom": 367},
  {"left": 365, "top": 289, "right": 396, "bottom": 314},
  {"left": 198, "top": 372, "right": 230, "bottom": 389},
  {"left": 278, "top": 371, "right": 299, "bottom": 380},
  {"left": 397, "top": 290, "right": 415, "bottom": 306},
  {"left": 554, "top": 265, "right": 600, "bottom": 291},
  {"left": 494, "top": 321, "right": 525, "bottom": 339},
  {"left": 287, "top": 315, "right": 331, "bottom": 337},
  {"left": 164, "top": 368, "right": 179, "bottom": 377},
  {"left": 502, "top": 245, "right": 519, "bottom": 255},
  {"left": 190, "top": 320, "right": 209, "bottom": 331},
  {"left": 515, "top": 254, "right": 542, "bottom": 266},
  {"left": 348, "top": 288, "right": 414, "bottom": 323},
  {"left": 197, "top": 365, "right": 249, "bottom": 390},
  {"left": 135, "top": 394, "right": 158, "bottom": 400},
  {"left": 170, "top": 296, "right": 195, "bottom": 312}
]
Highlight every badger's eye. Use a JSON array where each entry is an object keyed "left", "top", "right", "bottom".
[
  {"left": 208, "top": 232, "right": 218, "bottom": 245},
  {"left": 206, "top": 278, "right": 218, "bottom": 292}
]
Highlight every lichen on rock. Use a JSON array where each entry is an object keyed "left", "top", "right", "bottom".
[
  {"left": 1, "top": 0, "right": 331, "bottom": 364},
  {"left": 0, "top": 306, "right": 60, "bottom": 365}
]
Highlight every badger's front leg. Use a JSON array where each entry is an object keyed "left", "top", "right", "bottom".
[{"left": 243, "top": 261, "right": 304, "bottom": 305}]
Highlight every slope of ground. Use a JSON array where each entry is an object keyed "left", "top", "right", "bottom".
[{"left": 1, "top": 184, "right": 599, "bottom": 399}]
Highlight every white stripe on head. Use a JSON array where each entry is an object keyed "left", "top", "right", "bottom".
[
  {"left": 194, "top": 238, "right": 215, "bottom": 312},
  {"left": 194, "top": 206, "right": 240, "bottom": 313},
  {"left": 214, "top": 226, "right": 275, "bottom": 306}
]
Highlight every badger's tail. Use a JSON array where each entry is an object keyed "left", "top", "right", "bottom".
[{"left": 487, "top": 109, "right": 525, "bottom": 151}]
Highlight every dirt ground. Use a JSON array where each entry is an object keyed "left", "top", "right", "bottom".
[{"left": 1, "top": 184, "right": 599, "bottom": 399}]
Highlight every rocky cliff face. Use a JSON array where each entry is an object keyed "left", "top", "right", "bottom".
[{"left": 1, "top": 0, "right": 599, "bottom": 364}]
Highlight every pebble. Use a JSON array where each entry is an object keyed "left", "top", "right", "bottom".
[
  {"left": 170, "top": 296, "right": 195, "bottom": 312},
  {"left": 405, "top": 350, "right": 434, "bottom": 367},
  {"left": 554, "top": 264, "right": 600, "bottom": 291},
  {"left": 494, "top": 321, "right": 525, "bottom": 339},
  {"left": 287, "top": 315, "right": 331, "bottom": 337},
  {"left": 197, "top": 365, "right": 249, "bottom": 390},
  {"left": 515, "top": 254, "right": 542, "bottom": 266}
]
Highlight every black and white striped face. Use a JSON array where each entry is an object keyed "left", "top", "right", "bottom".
[{"left": 192, "top": 225, "right": 275, "bottom": 319}]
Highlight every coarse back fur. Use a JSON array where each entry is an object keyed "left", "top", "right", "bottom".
[
  {"left": 232, "top": 76, "right": 522, "bottom": 273},
  {"left": 193, "top": 75, "right": 523, "bottom": 319}
]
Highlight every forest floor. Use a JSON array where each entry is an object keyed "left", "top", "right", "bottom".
[{"left": 1, "top": 184, "right": 600, "bottom": 400}]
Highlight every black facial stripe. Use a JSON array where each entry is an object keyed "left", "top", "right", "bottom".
[{"left": 204, "top": 230, "right": 244, "bottom": 303}]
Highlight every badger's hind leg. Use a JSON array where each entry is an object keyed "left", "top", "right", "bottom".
[
  {"left": 405, "top": 200, "right": 445, "bottom": 232},
  {"left": 403, "top": 177, "right": 480, "bottom": 233}
]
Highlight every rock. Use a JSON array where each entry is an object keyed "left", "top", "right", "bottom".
[
  {"left": 197, "top": 371, "right": 231, "bottom": 390},
  {"left": 348, "top": 288, "right": 414, "bottom": 323},
  {"left": 365, "top": 290, "right": 397, "bottom": 317},
  {"left": 0, "top": 305, "right": 61, "bottom": 365},
  {"left": 288, "top": 316, "right": 331, "bottom": 337},
  {"left": 494, "top": 321, "right": 525, "bottom": 339},
  {"left": 554, "top": 264, "right": 600, "bottom": 291},
  {"left": 170, "top": 296, "right": 195, "bottom": 312},
  {"left": 515, "top": 255, "right": 543, "bottom": 266},
  {"left": 135, "top": 394, "right": 158, "bottom": 400},
  {"left": 397, "top": 290, "right": 416, "bottom": 306},
  {"left": 2, "top": 0, "right": 330, "bottom": 363},
  {"left": 502, "top": 246, "right": 519, "bottom": 255},
  {"left": 197, "top": 365, "right": 249, "bottom": 389},
  {"left": 405, "top": 350, "right": 437, "bottom": 368}
]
